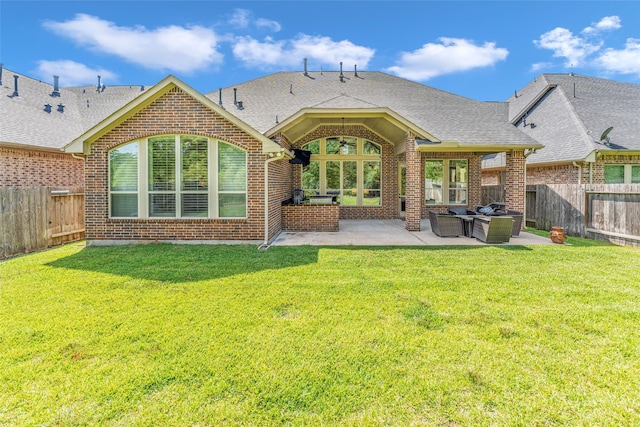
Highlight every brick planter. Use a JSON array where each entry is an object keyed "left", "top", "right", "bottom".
[{"left": 282, "top": 204, "right": 339, "bottom": 232}]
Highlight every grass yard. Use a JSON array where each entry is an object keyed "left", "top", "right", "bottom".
[{"left": 1, "top": 238, "right": 640, "bottom": 426}]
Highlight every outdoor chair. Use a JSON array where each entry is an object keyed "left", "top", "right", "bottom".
[
  {"left": 429, "top": 210, "right": 464, "bottom": 237},
  {"left": 472, "top": 216, "right": 513, "bottom": 243},
  {"left": 505, "top": 210, "right": 523, "bottom": 236}
]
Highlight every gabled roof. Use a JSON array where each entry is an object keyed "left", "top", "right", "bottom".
[
  {"left": 64, "top": 75, "right": 283, "bottom": 154},
  {"left": 0, "top": 68, "right": 146, "bottom": 151},
  {"left": 207, "top": 71, "right": 541, "bottom": 150},
  {"left": 507, "top": 73, "right": 640, "bottom": 165}
]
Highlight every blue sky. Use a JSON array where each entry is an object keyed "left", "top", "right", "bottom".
[{"left": 2, "top": 1, "right": 639, "bottom": 101}]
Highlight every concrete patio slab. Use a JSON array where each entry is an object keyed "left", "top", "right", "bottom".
[{"left": 271, "top": 219, "right": 553, "bottom": 246}]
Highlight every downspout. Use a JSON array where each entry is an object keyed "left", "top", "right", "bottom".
[{"left": 259, "top": 151, "right": 285, "bottom": 250}]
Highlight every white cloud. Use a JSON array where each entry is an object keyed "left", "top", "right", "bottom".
[
  {"left": 43, "top": 14, "right": 223, "bottom": 73},
  {"left": 582, "top": 16, "right": 622, "bottom": 34},
  {"left": 596, "top": 38, "right": 640, "bottom": 75},
  {"left": 533, "top": 27, "right": 601, "bottom": 67},
  {"left": 35, "top": 60, "right": 117, "bottom": 87},
  {"left": 256, "top": 18, "right": 281, "bottom": 32},
  {"left": 229, "top": 9, "right": 281, "bottom": 32},
  {"left": 229, "top": 9, "right": 251, "bottom": 28},
  {"left": 233, "top": 35, "right": 375, "bottom": 69},
  {"left": 530, "top": 62, "right": 554, "bottom": 73},
  {"left": 385, "top": 38, "right": 508, "bottom": 81}
]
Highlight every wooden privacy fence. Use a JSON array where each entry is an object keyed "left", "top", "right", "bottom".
[
  {"left": 0, "top": 188, "right": 85, "bottom": 259},
  {"left": 483, "top": 184, "right": 640, "bottom": 247}
]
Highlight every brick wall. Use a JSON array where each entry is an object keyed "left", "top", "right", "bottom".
[
  {"left": 526, "top": 164, "right": 582, "bottom": 185},
  {"left": 1, "top": 146, "right": 84, "bottom": 189},
  {"left": 481, "top": 170, "right": 502, "bottom": 186},
  {"left": 267, "top": 133, "right": 293, "bottom": 240},
  {"left": 85, "top": 87, "right": 281, "bottom": 242},
  {"left": 282, "top": 204, "right": 339, "bottom": 232},
  {"left": 504, "top": 151, "right": 525, "bottom": 213}
]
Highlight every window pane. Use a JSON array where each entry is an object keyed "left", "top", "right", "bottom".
[
  {"left": 302, "top": 161, "right": 319, "bottom": 195},
  {"left": 111, "top": 194, "right": 138, "bottom": 217},
  {"left": 149, "top": 193, "right": 176, "bottom": 217},
  {"left": 181, "top": 136, "right": 208, "bottom": 191},
  {"left": 364, "top": 161, "right": 381, "bottom": 206},
  {"left": 449, "top": 160, "right": 468, "bottom": 205},
  {"left": 364, "top": 161, "right": 380, "bottom": 189},
  {"left": 219, "top": 193, "right": 246, "bottom": 217},
  {"left": 604, "top": 165, "right": 624, "bottom": 184},
  {"left": 326, "top": 161, "right": 340, "bottom": 190},
  {"left": 632, "top": 166, "right": 640, "bottom": 184},
  {"left": 219, "top": 143, "right": 246, "bottom": 191},
  {"left": 425, "top": 160, "right": 443, "bottom": 204},
  {"left": 342, "top": 161, "right": 357, "bottom": 205},
  {"left": 340, "top": 137, "right": 357, "bottom": 155},
  {"left": 363, "top": 141, "right": 381, "bottom": 155},
  {"left": 326, "top": 138, "right": 340, "bottom": 155},
  {"left": 303, "top": 140, "right": 320, "bottom": 154},
  {"left": 110, "top": 142, "right": 138, "bottom": 191},
  {"left": 182, "top": 194, "right": 208, "bottom": 217},
  {"left": 149, "top": 136, "right": 176, "bottom": 191}
]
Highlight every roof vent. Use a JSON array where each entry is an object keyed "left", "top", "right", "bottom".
[
  {"left": 303, "top": 58, "right": 308, "bottom": 76},
  {"left": 51, "top": 75, "right": 61, "bottom": 97},
  {"left": 12, "top": 75, "right": 19, "bottom": 97},
  {"left": 233, "top": 88, "right": 238, "bottom": 105},
  {"left": 44, "top": 104, "right": 52, "bottom": 113},
  {"left": 354, "top": 64, "right": 359, "bottom": 78},
  {"left": 339, "top": 62, "right": 344, "bottom": 82},
  {"left": 97, "top": 75, "right": 101, "bottom": 92},
  {"left": 218, "top": 88, "right": 223, "bottom": 109},
  {"left": 237, "top": 101, "right": 244, "bottom": 110},
  {"left": 0, "top": 63, "right": 3, "bottom": 86},
  {"left": 140, "top": 85, "right": 145, "bottom": 91},
  {"left": 57, "top": 103, "right": 64, "bottom": 113}
]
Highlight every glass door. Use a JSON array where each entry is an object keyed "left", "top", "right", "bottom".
[{"left": 398, "top": 163, "right": 406, "bottom": 218}]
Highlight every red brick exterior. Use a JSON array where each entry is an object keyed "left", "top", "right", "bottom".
[
  {"left": 504, "top": 151, "right": 526, "bottom": 213},
  {"left": 282, "top": 204, "right": 339, "bottom": 232},
  {"left": 405, "top": 133, "right": 421, "bottom": 230},
  {"left": 0, "top": 146, "right": 84, "bottom": 189},
  {"left": 484, "top": 154, "right": 640, "bottom": 185},
  {"left": 85, "top": 87, "right": 287, "bottom": 243}
]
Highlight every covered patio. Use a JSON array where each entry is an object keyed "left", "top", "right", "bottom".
[{"left": 271, "top": 220, "right": 553, "bottom": 246}]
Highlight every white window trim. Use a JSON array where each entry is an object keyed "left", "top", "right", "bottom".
[
  {"left": 605, "top": 164, "right": 640, "bottom": 184},
  {"left": 302, "top": 138, "right": 382, "bottom": 206},
  {"left": 425, "top": 158, "right": 468, "bottom": 206},
  {"left": 108, "top": 135, "right": 247, "bottom": 219}
]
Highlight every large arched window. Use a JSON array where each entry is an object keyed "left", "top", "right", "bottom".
[
  {"left": 109, "top": 136, "right": 247, "bottom": 218},
  {"left": 300, "top": 138, "right": 381, "bottom": 206}
]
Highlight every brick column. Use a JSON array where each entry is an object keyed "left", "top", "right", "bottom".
[
  {"left": 505, "top": 150, "right": 525, "bottom": 214},
  {"left": 405, "top": 133, "right": 421, "bottom": 231}
]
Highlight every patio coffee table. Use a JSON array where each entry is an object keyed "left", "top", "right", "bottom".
[{"left": 453, "top": 215, "right": 476, "bottom": 237}]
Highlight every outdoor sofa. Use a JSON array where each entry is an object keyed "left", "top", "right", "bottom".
[{"left": 429, "top": 210, "right": 464, "bottom": 237}]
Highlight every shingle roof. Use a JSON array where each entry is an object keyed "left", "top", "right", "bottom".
[
  {"left": 207, "top": 71, "right": 538, "bottom": 147},
  {"left": 506, "top": 73, "right": 640, "bottom": 165},
  {"left": 0, "top": 68, "right": 147, "bottom": 150}
]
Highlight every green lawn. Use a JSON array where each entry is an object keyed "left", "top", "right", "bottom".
[{"left": 2, "top": 239, "right": 639, "bottom": 426}]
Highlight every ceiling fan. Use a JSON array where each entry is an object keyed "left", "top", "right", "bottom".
[{"left": 329, "top": 118, "right": 356, "bottom": 154}]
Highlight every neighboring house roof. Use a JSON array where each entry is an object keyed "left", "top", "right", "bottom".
[
  {"left": 0, "top": 68, "right": 147, "bottom": 151},
  {"left": 505, "top": 73, "right": 640, "bottom": 166},
  {"left": 207, "top": 71, "right": 540, "bottom": 150}
]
